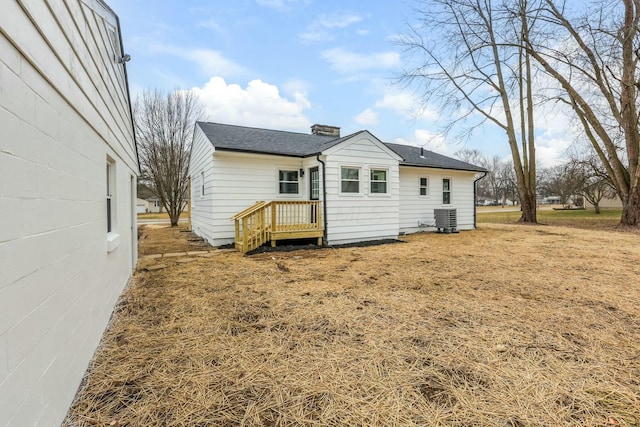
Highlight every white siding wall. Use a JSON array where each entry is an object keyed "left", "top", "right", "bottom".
[
  {"left": 189, "top": 126, "right": 216, "bottom": 243},
  {"left": 398, "top": 167, "right": 478, "bottom": 234},
  {"left": 191, "top": 147, "right": 307, "bottom": 246},
  {"left": 0, "top": 1, "right": 137, "bottom": 425},
  {"left": 323, "top": 134, "right": 400, "bottom": 245}
]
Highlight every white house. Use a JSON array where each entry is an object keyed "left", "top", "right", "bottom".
[
  {"left": 0, "top": 1, "right": 138, "bottom": 425},
  {"left": 189, "top": 122, "right": 485, "bottom": 250}
]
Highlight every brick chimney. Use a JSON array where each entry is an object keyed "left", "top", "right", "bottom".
[{"left": 311, "top": 124, "right": 340, "bottom": 137}]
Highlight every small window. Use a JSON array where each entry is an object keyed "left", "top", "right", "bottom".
[
  {"left": 106, "top": 159, "right": 115, "bottom": 233},
  {"left": 341, "top": 167, "right": 360, "bottom": 193},
  {"left": 279, "top": 170, "right": 299, "bottom": 194},
  {"left": 201, "top": 171, "right": 205, "bottom": 197},
  {"left": 419, "top": 177, "right": 429, "bottom": 196},
  {"left": 443, "top": 178, "right": 451, "bottom": 204},
  {"left": 370, "top": 169, "right": 387, "bottom": 194}
]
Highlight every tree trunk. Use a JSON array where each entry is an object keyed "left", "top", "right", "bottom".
[
  {"left": 620, "top": 188, "right": 640, "bottom": 225},
  {"left": 518, "top": 191, "right": 537, "bottom": 223},
  {"left": 594, "top": 203, "right": 600, "bottom": 214}
]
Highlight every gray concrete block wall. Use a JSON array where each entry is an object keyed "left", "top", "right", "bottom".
[{"left": 0, "top": 1, "right": 137, "bottom": 425}]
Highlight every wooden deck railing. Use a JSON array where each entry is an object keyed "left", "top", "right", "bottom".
[{"left": 231, "top": 200, "right": 323, "bottom": 253}]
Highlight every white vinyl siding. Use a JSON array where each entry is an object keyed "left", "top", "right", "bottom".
[
  {"left": 189, "top": 136, "right": 308, "bottom": 246},
  {"left": 398, "top": 168, "right": 477, "bottom": 234},
  {"left": 323, "top": 133, "right": 400, "bottom": 245}
]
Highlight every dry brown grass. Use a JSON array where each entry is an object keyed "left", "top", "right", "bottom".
[
  {"left": 65, "top": 223, "right": 640, "bottom": 426},
  {"left": 137, "top": 225, "right": 210, "bottom": 256}
]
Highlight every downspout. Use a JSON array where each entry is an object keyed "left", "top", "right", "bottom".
[
  {"left": 316, "top": 154, "right": 328, "bottom": 244},
  {"left": 473, "top": 171, "right": 488, "bottom": 228}
]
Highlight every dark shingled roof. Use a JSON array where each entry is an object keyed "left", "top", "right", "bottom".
[
  {"left": 385, "top": 142, "right": 486, "bottom": 172},
  {"left": 197, "top": 122, "right": 485, "bottom": 172},
  {"left": 197, "top": 122, "right": 337, "bottom": 157}
]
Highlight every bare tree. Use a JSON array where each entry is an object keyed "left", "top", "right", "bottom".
[
  {"left": 538, "top": 163, "right": 585, "bottom": 207},
  {"left": 569, "top": 156, "right": 617, "bottom": 214},
  {"left": 135, "top": 89, "right": 204, "bottom": 226},
  {"left": 399, "top": 0, "right": 539, "bottom": 223},
  {"left": 455, "top": 149, "right": 492, "bottom": 202},
  {"left": 524, "top": 0, "right": 640, "bottom": 225},
  {"left": 454, "top": 148, "right": 486, "bottom": 166}
]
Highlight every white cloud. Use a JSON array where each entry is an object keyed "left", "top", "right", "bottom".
[
  {"left": 318, "top": 13, "right": 363, "bottom": 29},
  {"left": 354, "top": 108, "right": 378, "bottom": 126},
  {"left": 146, "top": 44, "right": 248, "bottom": 78},
  {"left": 197, "top": 17, "right": 228, "bottom": 36},
  {"left": 299, "top": 13, "right": 363, "bottom": 44},
  {"left": 255, "top": 0, "right": 305, "bottom": 11},
  {"left": 321, "top": 48, "right": 400, "bottom": 74},
  {"left": 282, "top": 79, "right": 312, "bottom": 109},
  {"left": 370, "top": 92, "right": 440, "bottom": 122},
  {"left": 191, "top": 77, "right": 312, "bottom": 131},
  {"left": 182, "top": 49, "right": 248, "bottom": 78},
  {"left": 374, "top": 93, "right": 415, "bottom": 112},
  {"left": 394, "top": 129, "right": 453, "bottom": 156}
]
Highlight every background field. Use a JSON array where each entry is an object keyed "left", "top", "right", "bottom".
[
  {"left": 477, "top": 207, "right": 624, "bottom": 230},
  {"left": 65, "top": 213, "right": 640, "bottom": 426}
]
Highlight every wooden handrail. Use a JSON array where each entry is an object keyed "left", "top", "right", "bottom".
[
  {"left": 232, "top": 200, "right": 323, "bottom": 253},
  {"left": 230, "top": 200, "right": 268, "bottom": 221}
]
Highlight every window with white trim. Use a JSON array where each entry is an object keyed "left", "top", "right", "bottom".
[
  {"left": 279, "top": 170, "right": 299, "bottom": 194},
  {"left": 370, "top": 169, "right": 387, "bottom": 194},
  {"left": 106, "top": 159, "right": 115, "bottom": 233},
  {"left": 200, "top": 171, "right": 205, "bottom": 197},
  {"left": 442, "top": 178, "right": 452, "bottom": 204},
  {"left": 419, "top": 177, "right": 429, "bottom": 196},
  {"left": 341, "top": 167, "right": 360, "bottom": 193}
]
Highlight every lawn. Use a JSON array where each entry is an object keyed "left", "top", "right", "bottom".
[
  {"left": 64, "top": 220, "right": 640, "bottom": 426},
  {"left": 137, "top": 212, "right": 171, "bottom": 220},
  {"left": 478, "top": 207, "right": 624, "bottom": 230}
]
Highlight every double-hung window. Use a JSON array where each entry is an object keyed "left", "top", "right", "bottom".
[
  {"left": 341, "top": 167, "right": 360, "bottom": 193},
  {"left": 370, "top": 169, "right": 387, "bottom": 194},
  {"left": 442, "top": 178, "right": 452, "bottom": 204},
  {"left": 106, "top": 160, "right": 114, "bottom": 233},
  {"left": 279, "top": 170, "right": 299, "bottom": 194},
  {"left": 419, "top": 177, "right": 429, "bottom": 196}
]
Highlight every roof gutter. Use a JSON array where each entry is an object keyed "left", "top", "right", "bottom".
[
  {"left": 316, "top": 154, "right": 328, "bottom": 244},
  {"left": 473, "top": 171, "right": 488, "bottom": 228}
]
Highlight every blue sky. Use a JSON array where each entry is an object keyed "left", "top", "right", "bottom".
[{"left": 109, "top": 0, "right": 574, "bottom": 166}]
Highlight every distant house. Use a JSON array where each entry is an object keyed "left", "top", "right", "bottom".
[
  {"left": 0, "top": 1, "right": 137, "bottom": 425},
  {"left": 189, "top": 122, "right": 485, "bottom": 251},
  {"left": 137, "top": 183, "right": 164, "bottom": 213},
  {"left": 584, "top": 196, "right": 623, "bottom": 210}
]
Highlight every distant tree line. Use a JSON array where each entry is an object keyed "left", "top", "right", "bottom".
[{"left": 455, "top": 148, "right": 616, "bottom": 214}]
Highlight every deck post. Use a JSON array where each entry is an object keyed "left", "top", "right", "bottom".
[
  {"left": 271, "top": 203, "right": 277, "bottom": 247},
  {"left": 242, "top": 218, "right": 248, "bottom": 252}
]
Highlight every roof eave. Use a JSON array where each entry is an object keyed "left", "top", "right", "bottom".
[
  {"left": 213, "top": 146, "right": 310, "bottom": 158},
  {"left": 399, "top": 162, "right": 486, "bottom": 173}
]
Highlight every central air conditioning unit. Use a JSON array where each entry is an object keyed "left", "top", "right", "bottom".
[{"left": 434, "top": 209, "right": 457, "bottom": 233}]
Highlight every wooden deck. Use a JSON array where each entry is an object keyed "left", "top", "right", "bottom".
[{"left": 231, "top": 200, "right": 323, "bottom": 253}]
